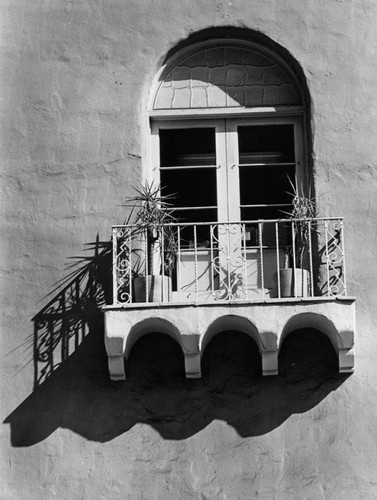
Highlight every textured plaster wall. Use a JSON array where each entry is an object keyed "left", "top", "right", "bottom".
[{"left": 1, "top": 0, "right": 377, "bottom": 498}]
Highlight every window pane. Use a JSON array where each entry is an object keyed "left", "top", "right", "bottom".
[
  {"left": 160, "top": 128, "right": 216, "bottom": 167},
  {"left": 173, "top": 209, "right": 217, "bottom": 248},
  {"left": 161, "top": 168, "right": 217, "bottom": 208},
  {"left": 241, "top": 208, "right": 290, "bottom": 247},
  {"left": 241, "top": 206, "right": 290, "bottom": 220},
  {"left": 239, "top": 164, "right": 295, "bottom": 206},
  {"left": 238, "top": 125, "right": 295, "bottom": 164},
  {"left": 159, "top": 127, "right": 218, "bottom": 239},
  {"left": 238, "top": 124, "right": 295, "bottom": 218},
  {"left": 173, "top": 208, "right": 217, "bottom": 223}
]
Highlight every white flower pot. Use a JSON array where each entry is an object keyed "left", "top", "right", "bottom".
[{"left": 279, "top": 268, "right": 309, "bottom": 298}]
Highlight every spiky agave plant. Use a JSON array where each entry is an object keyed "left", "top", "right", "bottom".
[
  {"left": 283, "top": 179, "right": 316, "bottom": 269},
  {"left": 122, "top": 181, "right": 178, "bottom": 277}
]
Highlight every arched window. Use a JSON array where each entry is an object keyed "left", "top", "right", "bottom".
[{"left": 148, "top": 38, "right": 309, "bottom": 299}]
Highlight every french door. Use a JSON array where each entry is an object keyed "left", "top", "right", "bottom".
[{"left": 150, "top": 116, "right": 305, "bottom": 300}]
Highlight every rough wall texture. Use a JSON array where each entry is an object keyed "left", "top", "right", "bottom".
[{"left": 1, "top": 0, "right": 377, "bottom": 498}]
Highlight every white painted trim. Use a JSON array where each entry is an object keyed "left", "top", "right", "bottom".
[
  {"left": 150, "top": 106, "right": 304, "bottom": 120},
  {"left": 225, "top": 119, "right": 241, "bottom": 221}
]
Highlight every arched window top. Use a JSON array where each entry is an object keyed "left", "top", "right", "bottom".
[{"left": 151, "top": 40, "right": 303, "bottom": 111}]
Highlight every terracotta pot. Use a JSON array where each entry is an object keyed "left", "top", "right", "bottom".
[
  {"left": 274, "top": 268, "right": 309, "bottom": 298},
  {"left": 134, "top": 275, "right": 172, "bottom": 303}
]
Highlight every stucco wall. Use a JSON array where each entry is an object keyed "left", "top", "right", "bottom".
[{"left": 1, "top": 0, "right": 377, "bottom": 498}]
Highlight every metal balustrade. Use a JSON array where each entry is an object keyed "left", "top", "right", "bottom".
[{"left": 111, "top": 218, "right": 347, "bottom": 305}]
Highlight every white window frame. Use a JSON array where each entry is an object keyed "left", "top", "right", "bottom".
[{"left": 149, "top": 113, "right": 306, "bottom": 224}]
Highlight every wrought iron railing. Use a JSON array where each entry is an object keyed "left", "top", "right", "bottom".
[{"left": 111, "top": 218, "right": 347, "bottom": 304}]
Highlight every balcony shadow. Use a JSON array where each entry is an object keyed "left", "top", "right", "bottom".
[
  {"left": 5, "top": 313, "right": 349, "bottom": 445},
  {"left": 4, "top": 231, "right": 349, "bottom": 445},
  {"left": 317, "top": 221, "right": 347, "bottom": 296}
]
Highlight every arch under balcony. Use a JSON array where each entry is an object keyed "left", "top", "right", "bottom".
[
  {"left": 201, "top": 314, "right": 261, "bottom": 355},
  {"left": 201, "top": 330, "right": 262, "bottom": 381},
  {"left": 125, "top": 317, "right": 183, "bottom": 359},
  {"left": 279, "top": 312, "right": 340, "bottom": 352},
  {"left": 127, "top": 331, "right": 185, "bottom": 381},
  {"left": 278, "top": 327, "right": 339, "bottom": 377}
]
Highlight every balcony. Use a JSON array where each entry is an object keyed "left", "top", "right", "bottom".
[{"left": 103, "top": 218, "right": 355, "bottom": 380}]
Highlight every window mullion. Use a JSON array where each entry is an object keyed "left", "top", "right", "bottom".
[
  {"left": 224, "top": 119, "right": 241, "bottom": 222},
  {"left": 215, "top": 120, "right": 228, "bottom": 223}
]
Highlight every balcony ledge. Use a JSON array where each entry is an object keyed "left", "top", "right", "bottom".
[
  {"left": 102, "top": 295, "right": 356, "bottom": 310},
  {"left": 103, "top": 297, "right": 356, "bottom": 381}
]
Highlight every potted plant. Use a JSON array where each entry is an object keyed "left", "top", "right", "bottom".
[
  {"left": 122, "top": 181, "right": 178, "bottom": 303},
  {"left": 275, "top": 181, "right": 316, "bottom": 298}
]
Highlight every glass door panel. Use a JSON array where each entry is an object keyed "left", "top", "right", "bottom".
[
  {"left": 152, "top": 117, "right": 304, "bottom": 301},
  {"left": 226, "top": 119, "right": 302, "bottom": 298},
  {"left": 238, "top": 124, "right": 295, "bottom": 221},
  {"left": 158, "top": 124, "right": 222, "bottom": 300},
  {"left": 159, "top": 127, "right": 217, "bottom": 229}
]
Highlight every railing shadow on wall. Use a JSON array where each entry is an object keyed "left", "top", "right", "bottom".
[
  {"left": 31, "top": 234, "right": 112, "bottom": 389},
  {"left": 5, "top": 235, "right": 350, "bottom": 447}
]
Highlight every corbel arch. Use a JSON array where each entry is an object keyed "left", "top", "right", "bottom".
[
  {"left": 125, "top": 317, "right": 183, "bottom": 359},
  {"left": 201, "top": 314, "right": 261, "bottom": 355},
  {"left": 279, "top": 312, "right": 340, "bottom": 352}
]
